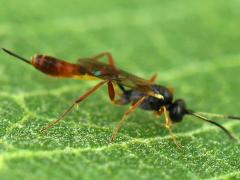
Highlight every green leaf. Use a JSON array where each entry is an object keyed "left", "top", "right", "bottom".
[{"left": 1, "top": 0, "right": 240, "bottom": 179}]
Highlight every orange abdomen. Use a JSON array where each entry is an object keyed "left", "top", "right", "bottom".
[{"left": 31, "top": 55, "right": 89, "bottom": 78}]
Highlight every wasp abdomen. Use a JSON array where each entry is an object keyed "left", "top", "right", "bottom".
[{"left": 32, "top": 55, "right": 88, "bottom": 77}]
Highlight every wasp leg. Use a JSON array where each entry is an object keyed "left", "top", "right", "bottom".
[
  {"left": 107, "top": 81, "right": 130, "bottom": 106},
  {"left": 154, "top": 108, "right": 164, "bottom": 126},
  {"left": 107, "top": 81, "right": 121, "bottom": 104},
  {"left": 90, "top": 52, "right": 116, "bottom": 68},
  {"left": 78, "top": 52, "right": 116, "bottom": 68},
  {"left": 108, "top": 81, "right": 115, "bottom": 101},
  {"left": 155, "top": 107, "right": 164, "bottom": 117},
  {"left": 111, "top": 96, "right": 146, "bottom": 142},
  {"left": 163, "top": 106, "right": 181, "bottom": 148},
  {"left": 149, "top": 73, "right": 158, "bottom": 84},
  {"left": 41, "top": 80, "right": 108, "bottom": 132},
  {"left": 113, "top": 99, "right": 130, "bottom": 105},
  {"left": 154, "top": 108, "right": 165, "bottom": 129}
]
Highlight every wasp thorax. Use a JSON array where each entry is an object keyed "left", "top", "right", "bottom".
[{"left": 151, "top": 85, "right": 173, "bottom": 105}]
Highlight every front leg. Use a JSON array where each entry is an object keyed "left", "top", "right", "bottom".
[{"left": 163, "top": 106, "right": 181, "bottom": 148}]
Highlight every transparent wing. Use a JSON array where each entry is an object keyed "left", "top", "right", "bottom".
[{"left": 77, "top": 59, "right": 155, "bottom": 96}]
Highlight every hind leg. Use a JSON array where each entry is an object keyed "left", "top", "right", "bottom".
[
  {"left": 78, "top": 52, "right": 116, "bottom": 68},
  {"left": 41, "top": 80, "right": 108, "bottom": 132},
  {"left": 108, "top": 81, "right": 131, "bottom": 106},
  {"left": 91, "top": 52, "right": 116, "bottom": 68}
]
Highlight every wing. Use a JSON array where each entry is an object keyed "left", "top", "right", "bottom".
[{"left": 77, "top": 59, "right": 160, "bottom": 97}]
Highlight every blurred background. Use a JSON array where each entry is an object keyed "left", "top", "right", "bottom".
[
  {"left": 1, "top": 0, "right": 240, "bottom": 94},
  {"left": 1, "top": 0, "right": 240, "bottom": 89},
  {"left": 1, "top": 0, "right": 240, "bottom": 179}
]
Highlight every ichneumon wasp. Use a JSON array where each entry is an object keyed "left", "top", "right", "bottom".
[{"left": 2, "top": 48, "right": 240, "bottom": 147}]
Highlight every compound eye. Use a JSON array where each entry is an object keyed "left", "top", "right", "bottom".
[{"left": 169, "top": 99, "right": 186, "bottom": 122}]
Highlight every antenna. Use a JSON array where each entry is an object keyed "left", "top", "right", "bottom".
[
  {"left": 186, "top": 110, "right": 238, "bottom": 140},
  {"left": 2, "top": 48, "right": 31, "bottom": 65},
  {"left": 196, "top": 112, "right": 240, "bottom": 120}
]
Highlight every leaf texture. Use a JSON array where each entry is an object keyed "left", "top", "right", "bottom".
[{"left": 0, "top": 0, "right": 240, "bottom": 179}]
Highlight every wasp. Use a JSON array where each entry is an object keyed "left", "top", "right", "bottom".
[{"left": 2, "top": 48, "right": 240, "bottom": 146}]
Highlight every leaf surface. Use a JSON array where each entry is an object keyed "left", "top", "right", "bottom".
[{"left": 1, "top": 0, "right": 240, "bottom": 179}]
